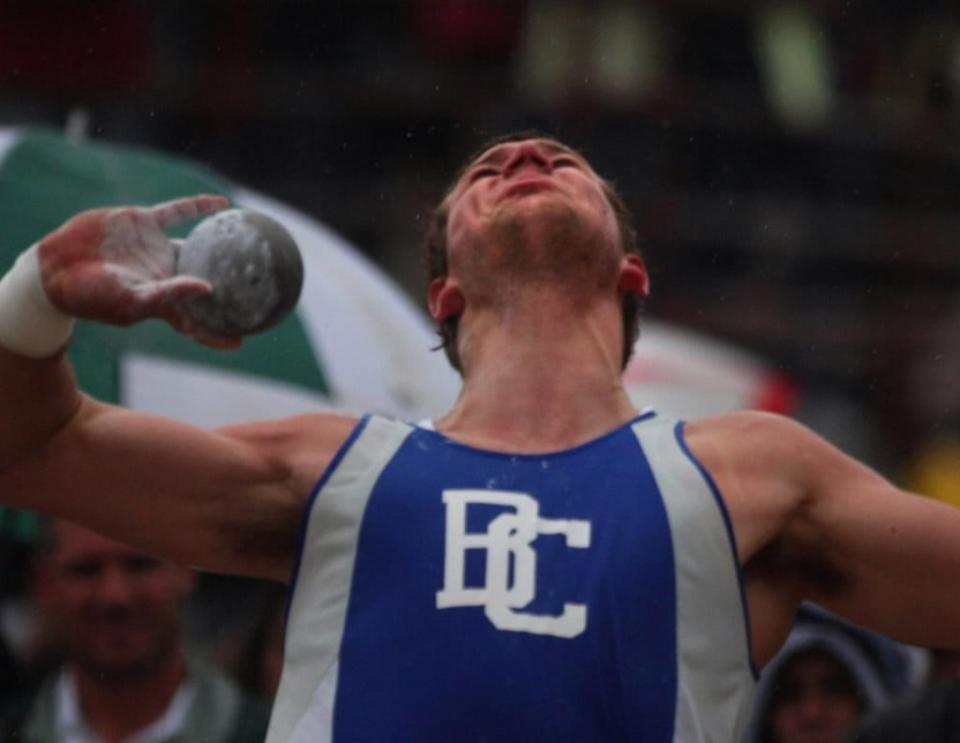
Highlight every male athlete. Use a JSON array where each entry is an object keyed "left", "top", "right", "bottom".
[{"left": 1, "top": 135, "right": 959, "bottom": 742}]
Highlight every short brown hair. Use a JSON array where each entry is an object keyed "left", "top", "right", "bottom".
[{"left": 424, "top": 131, "right": 643, "bottom": 373}]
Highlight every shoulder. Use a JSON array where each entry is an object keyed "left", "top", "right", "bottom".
[
  {"left": 682, "top": 410, "right": 823, "bottom": 483},
  {"left": 217, "top": 411, "right": 362, "bottom": 480},
  {"left": 684, "top": 409, "right": 811, "bottom": 446},
  {"left": 678, "top": 411, "right": 824, "bottom": 565},
  {"left": 218, "top": 411, "right": 361, "bottom": 449}
]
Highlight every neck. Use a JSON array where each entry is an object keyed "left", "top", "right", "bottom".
[
  {"left": 71, "top": 651, "right": 187, "bottom": 743},
  {"left": 436, "top": 290, "right": 637, "bottom": 452}
]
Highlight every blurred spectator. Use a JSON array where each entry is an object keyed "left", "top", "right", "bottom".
[
  {"left": 0, "top": 520, "right": 269, "bottom": 742},
  {"left": 0, "top": 516, "right": 47, "bottom": 708},
  {"left": 755, "top": 3, "right": 836, "bottom": 131},
  {"left": 744, "top": 616, "right": 895, "bottom": 743}
]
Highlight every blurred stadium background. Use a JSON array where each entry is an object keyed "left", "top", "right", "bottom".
[
  {"left": 7, "top": 0, "right": 954, "bottom": 472},
  {"left": 0, "top": 0, "right": 957, "bottom": 627}
]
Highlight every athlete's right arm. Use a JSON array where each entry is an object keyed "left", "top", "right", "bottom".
[{"left": 0, "top": 197, "right": 356, "bottom": 582}]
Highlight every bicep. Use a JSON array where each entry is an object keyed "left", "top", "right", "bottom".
[
  {"left": 2, "top": 397, "right": 330, "bottom": 581},
  {"left": 789, "top": 432, "right": 960, "bottom": 647},
  {"left": 690, "top": 412, "right": 960, "bottom": 658}
]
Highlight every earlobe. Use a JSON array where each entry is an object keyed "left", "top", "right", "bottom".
[
  {"left": 428, "top": 277, "right": 465, "bottom": 321},
  {"left": 618, "top": 255, "right": 650, "bottom": 298}
]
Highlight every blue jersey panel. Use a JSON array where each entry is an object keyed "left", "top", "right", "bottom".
[{"left": 332, "top": 417, "right": 678, "bottom": 742}]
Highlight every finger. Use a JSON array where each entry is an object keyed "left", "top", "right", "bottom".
[
  {"left": 148, "top": 195, "right": 230, "bottom": 229},
  {"left": 167, "top": 310, "right": 243, "bottom": 351},
  {"left": 191, "top": 332, "right": 243, "bottom": 351},
  {"left": 133, "top": 276, "right": 212, "bottom": 310}
]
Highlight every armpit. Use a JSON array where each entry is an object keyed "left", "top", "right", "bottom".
[{"left": 747, "top": 537, "right": 851, "bottom": 599}]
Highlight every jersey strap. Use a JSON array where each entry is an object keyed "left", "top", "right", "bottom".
[
  {"left": 632, "top": 415, "right": 756, "bottom": 742},
  {"left": 267, "top": 415, "right": 414, "bottom": 743}
]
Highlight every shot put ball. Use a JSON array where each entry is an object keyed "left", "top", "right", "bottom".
[{"left": 176, "top": 208, "right": 303, "bottom": 337}]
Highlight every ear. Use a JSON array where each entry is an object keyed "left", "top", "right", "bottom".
[
  {"left": 428, "top": 277, "right": 465, "bottom": 321},
  {"left": 618, "top": 254, "right": 650, "bottom": 298}
]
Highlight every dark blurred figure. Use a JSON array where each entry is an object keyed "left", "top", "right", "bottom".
[
  {"left": 0, "top": 1, "right": 151, "bottom": 97},
  {"left": 0, "top": 512, "right": 49, "bottom": 710},
  {"left": 745, "top": 617, "right": 895, "bottom": 743},
  {"left": 0, "top": 520, "right": 269, "bottom": 742},
  {"left": 849, "top": 649, "right": 960, "bottom": 741},
  {"left": 414, "top": 0, "right": 521, "bottom": 65},
  {"left": 231, "top": 583, "right": 286, "bottom": 703}
]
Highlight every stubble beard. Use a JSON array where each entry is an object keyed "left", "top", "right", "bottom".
[
  {"left": 467, "top": 196, "right": 619, "bottom": 305},
  {"left": 70, "top": 621, "right": 180, "bottom": 685}
]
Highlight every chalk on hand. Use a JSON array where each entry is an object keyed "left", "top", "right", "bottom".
[{"left": 176, "top": 208, "right": 303, "bottom": 337}]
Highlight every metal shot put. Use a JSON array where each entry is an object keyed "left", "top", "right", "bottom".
[
  {"left": 176, "top": 208, "right": 303, "bottom": 338},
  {"left": 3, "top": 136, "right": 960, "bottom": 743}
]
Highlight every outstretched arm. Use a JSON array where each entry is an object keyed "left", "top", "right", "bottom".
[
  {"left": 686, "top": 412, "right": 960, "bottom": 663},
  {"left": 0, "top": 197, "right": 354, "bottom": 581},
  {"left": 1, "top": 196, "right": 229, "bottom": 466}
]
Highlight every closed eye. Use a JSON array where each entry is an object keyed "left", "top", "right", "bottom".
[
  {"left": 553, "top": 157, "right": 580, "bottom": 169},
  {"left": 468, "top": 167, "right": 499, "bottom": 183}
]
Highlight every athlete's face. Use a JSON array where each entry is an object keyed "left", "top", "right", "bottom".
[
  {"left": 447, "top": 139, "right": 618, "bottom": 260},
  {"left": 448, "top": 138, "right": 615, "bottom": 234},
  {"left": 432, "top": 139, "right": 644, "bottom": 315}
]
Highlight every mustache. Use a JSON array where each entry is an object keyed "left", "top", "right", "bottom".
[{"left": 78, "top": 605, "right": 145, "bottom": 623}]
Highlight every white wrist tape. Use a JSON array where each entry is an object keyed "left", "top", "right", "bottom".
[{"left": 0, "top": 244, "right": 75, "bottom": 358}]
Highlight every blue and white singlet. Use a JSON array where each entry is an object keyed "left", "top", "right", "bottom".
[{"left": 267, "top": 412, "right": 757, "bottom": 742}]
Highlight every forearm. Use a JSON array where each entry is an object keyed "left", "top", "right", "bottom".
[
  {"left": 0, "top": 347, "right": 82, "bottom": 471},
  {"left": 811, "top": 485, "right": 960, "bottom": 649},
  {"left": 0, "top": 237, "right": 84, "bottom": 471}
]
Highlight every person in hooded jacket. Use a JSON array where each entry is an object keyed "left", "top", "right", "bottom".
[{"left": 744, "top": 614, "right": 905, "bottom": 743}]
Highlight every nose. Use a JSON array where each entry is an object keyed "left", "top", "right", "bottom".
[
  {"left": 502, "top": 141, "right": 551, "bottom": 176},
  {"left": 95, "top": 564, "right": 136, "bottom": 606},
  {"left": 795, "top": 690, "right": 829, "bottom": 722}
]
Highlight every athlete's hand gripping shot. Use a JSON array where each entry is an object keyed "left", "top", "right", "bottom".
[{"left": 2, "top": 135, "right": 959, "bottom": 742}]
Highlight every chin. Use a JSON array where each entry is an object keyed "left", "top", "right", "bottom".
[
  {"left": 73, "top": 633, "right": 170, "bottom": 682},
  {"left": 489, "top": 199, "right": 618, "bottom": 285},
  {"left": 79, "top": 657, "right": 156, "bottom": 683}
]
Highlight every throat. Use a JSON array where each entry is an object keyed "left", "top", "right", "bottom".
[
  {"left": 439, "top": 320, "right": 638, "bottom": 452},
  {"left": 71, "top": 653, "right": 188, "bottom": 742}
]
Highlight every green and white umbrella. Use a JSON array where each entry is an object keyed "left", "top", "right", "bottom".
[{"left": 0, "top": 125, "right": 461, "bottom": 539}]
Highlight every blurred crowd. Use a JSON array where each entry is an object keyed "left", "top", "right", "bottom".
[{"left": 0, "top": 1, "right": 958, "bottom": 741}]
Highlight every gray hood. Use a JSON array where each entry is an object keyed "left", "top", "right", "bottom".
[{"left": 742, "top": 622, "right": 891, "bottom": 743}]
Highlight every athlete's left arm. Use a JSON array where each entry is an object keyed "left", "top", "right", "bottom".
[{"left": 688, "top": 411, "right": 960, "bottom": 650}]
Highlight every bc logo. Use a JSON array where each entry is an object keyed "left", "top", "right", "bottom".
[{"left": 435, "top": 489, "right": 591, "bottom": 639}]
